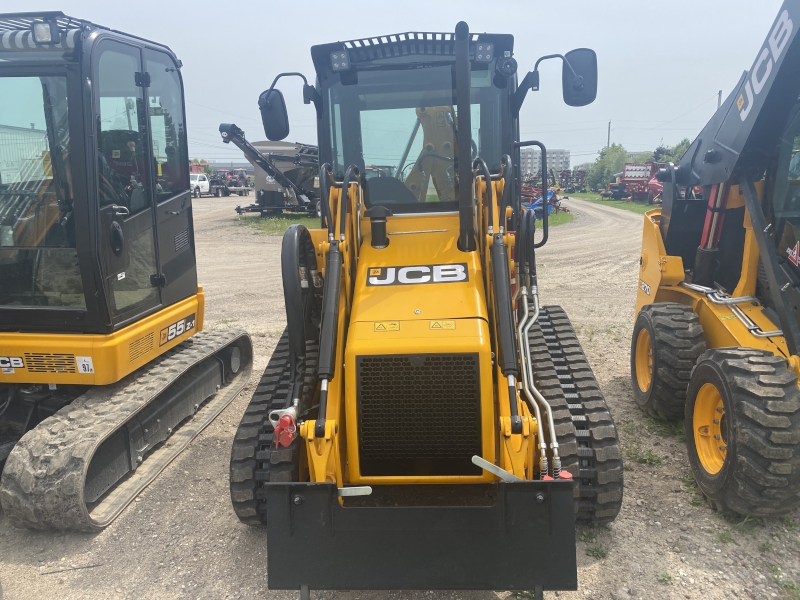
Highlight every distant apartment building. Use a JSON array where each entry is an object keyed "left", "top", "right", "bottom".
[
  {"left": 519, "top": 147, "right": 570, "bottom": 175},
  {"left": 0, "top": 124, "right": 48, "bottom": 184}
]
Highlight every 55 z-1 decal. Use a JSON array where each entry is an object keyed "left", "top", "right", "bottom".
[
  {"left": 367, "top": 263, "right": 469, "bottom": 286},
  {"left": 160, "top": 313, "right": 196, "bottom": 345}
]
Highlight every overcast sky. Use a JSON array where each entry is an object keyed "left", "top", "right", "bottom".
[{"left": 6, "top": 0, "right": 785, "bottom": 166}]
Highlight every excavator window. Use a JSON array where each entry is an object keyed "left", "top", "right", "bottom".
[
  {"left": 144, "top": 48, "right": 189, "bottom": 203},
  {"left": 94, "top": 41, "right": 160, "bottom": 317},
  {"left": 326, "top": 63, "right": 505, "bottom": 214},
  {"left": 0, "top": 74, "right": 85, "bottom": 308}
]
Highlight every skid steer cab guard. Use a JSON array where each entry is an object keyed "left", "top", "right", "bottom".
[{"left": 266, "top": 482, "right": 576, "bottom": 591}]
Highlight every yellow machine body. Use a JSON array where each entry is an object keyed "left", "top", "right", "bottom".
[
  {"left": 0, "top": 290, "right": 205, "bottom": 386},
  {"left": 635, "top": 183, "right": 797, "bottom": 373},
  {"left": 301, "top": 183, "right": 537, "bottom": 487}
]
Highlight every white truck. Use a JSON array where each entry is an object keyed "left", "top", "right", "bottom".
[{"left": 190, "top": 173, "right": 210, "bottom": 197}]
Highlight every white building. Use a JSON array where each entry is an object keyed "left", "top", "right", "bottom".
[
  {"left": 520, "top": 147, "right": 570, "bottom": 176},
  {"left": 0, "top": 124, "right": 48, "bottom": 184}
]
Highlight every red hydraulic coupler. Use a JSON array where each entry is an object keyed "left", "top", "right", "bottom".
[{"left": 274, "top": 414, "right": 297, "bottom": 448}]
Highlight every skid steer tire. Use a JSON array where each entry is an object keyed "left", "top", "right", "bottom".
[
  {"left": 631, "top": 303, "right": 707, "bottom": 420},
  {"left": 230, "top": 330, "right": 318, "bottom": 525},
  {"left": 685, "top": 348, "right": 800, "bottom": 516},
  {"left": 529, "top": 306, "right": 624, "bottom": 524}
]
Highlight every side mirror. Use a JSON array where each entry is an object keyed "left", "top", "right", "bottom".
[
  {"left": 562, "top": 48, "right": 597, "bottom": 107},
  {"left": 258, "top": 88, "right": 290, "bottom": 141}
]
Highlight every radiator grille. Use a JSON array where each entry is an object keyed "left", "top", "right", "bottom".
[
  {"left": 24, "top": 353, "right": 76, "bottom": 373},
  {"left": 174, "top": 229, "right": 189, "bottom": 252},
  {"left": 357, "top": 353, "right": 481, "bottom": 476},
  {"left": 129, "top": 333, "right": 154, "bottom": 362}
]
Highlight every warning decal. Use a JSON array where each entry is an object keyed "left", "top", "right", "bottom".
[{"left": 374, "top": 321, "right": 400, "bottom": 332}]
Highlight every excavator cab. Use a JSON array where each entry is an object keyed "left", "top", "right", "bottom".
[{"left": 0, "top": 12, "right": 251, "bottom": 532}]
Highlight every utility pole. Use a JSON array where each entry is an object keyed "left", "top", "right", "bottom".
[
  {"left": 607, "top": 121, "right": 611, "bottom": 148},
  {"left": 718, "top": 90, "right": 722, "bottom": 109}
]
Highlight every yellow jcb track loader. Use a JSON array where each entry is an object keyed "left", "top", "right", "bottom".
[
  {"left": 631, "top": 0, "right": 800, "bottom": 516},
  {"left": 0, "top": 12, "right": 252, "bottom": 531},
  {"left": 224, "top": 22, "right": 622, "bottom": 598}
]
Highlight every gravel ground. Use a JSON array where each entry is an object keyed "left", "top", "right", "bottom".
[{"left": 0, "top": 196, "right": 798, "bottom": 600}]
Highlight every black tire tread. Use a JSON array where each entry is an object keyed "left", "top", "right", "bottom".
[
  {"left": 689, "top": 347, "right": 800, "bottom": 516},
  {"left": 634, "top": 303, "right": 707, "bottom": 420}
]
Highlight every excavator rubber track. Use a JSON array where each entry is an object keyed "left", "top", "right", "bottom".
[
  {"left": 528, "top": 306, "right": 624, "bottom": 523},
  {"left": 0, "top": 329, "right": 252, "bottom": 532}
]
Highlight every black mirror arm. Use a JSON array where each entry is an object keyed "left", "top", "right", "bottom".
[
  {"left": 511, "top": 71, "right": 537, "bottom": 116},
  {"left": 264, "top": 72, "right": 321, "bottom": 110},
  {"left": 218, "top": 123, "right": 313, "bottom": 200}
]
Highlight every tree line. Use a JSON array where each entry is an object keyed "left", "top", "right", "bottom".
[{"left": 583, "top": 139, "right": 691, "bottom": 191}]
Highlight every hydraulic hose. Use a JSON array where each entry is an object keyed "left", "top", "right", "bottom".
[
  {"left": 500, "top": 154, "right": 513, "bottom": 234},
  {"left": 340, "top": 165, "right": 360, "bottom": 241},
  {"left": 514, "top": 211, "right": 547, "bottom": 478},
  {"left": 518, "top": 209, "right": 560, "bottom": 477},
  {"left": 318, "top": 163, "right": 335, "bottom": 240},
  {"left": 473, "top": 158, "right": 494, "bottom": 233}
]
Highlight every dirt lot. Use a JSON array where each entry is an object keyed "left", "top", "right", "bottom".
[{"left": 0, "top": 196, "right": 798, "bottom": 600}]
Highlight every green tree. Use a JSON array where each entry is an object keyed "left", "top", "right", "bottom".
[{"left": 586, "top": 143, "right": 628, "bottom": 190}]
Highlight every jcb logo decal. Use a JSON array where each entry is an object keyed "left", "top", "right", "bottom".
[
  {"left": 159, "top": 314, "right": 196, "bottom": 346},
  {"left": 0, "top": 356, "right": 24, "bottom": 369},
  {"left": 738, "top": 9, "right": 793, "bottom": 121},
  {"left": 367, "top": 263, "right": 469, "bottom": 286}
]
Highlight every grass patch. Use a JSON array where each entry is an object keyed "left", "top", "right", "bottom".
[
  {"left": 625, "top": 442, "right": 663, "bottom": 466},
  {"left": 680, "top": 474, "right": 706, "bottom": 506},
  {"left": 564, "top": 191, "right": 653, "bottom": 215},
  {"left": 645, "top": 413, "right": 686, "bottom": 442},
  {"left": 579, "top": 530, "right": 598, "bottom": 544},
  {"left": 760, "top": 541, "right": 774, "bottom": 553},
  {"left": 537, "top": 210, "right": 575, "bottom": 227},
  {"left": 716, "top": 530, "right": 736, "bottom": 544},
  {"left": 656, "top": 573, "right": 674, "bottom": 585},
  {"left": 586, "top": 545, "right": 608, "bottom": 559},
  {"left": 237, "top": 213, "right": 320, "bottom": 236}
]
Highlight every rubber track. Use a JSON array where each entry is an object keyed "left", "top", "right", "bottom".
[
  {"left": 636, "top": 303, "right": 707, "bottom": 419},
  {"left": 693, "top": 348, "right": 800, "bottom": 516},
  {"left": 230, "top": 330, "right": 318, "bottom": 525},
  {"left": 531, "top": 307, "right": 624, "bottom": 523},
  {"left": 0, "top": 330, "right": 249, "bottom": 531}
]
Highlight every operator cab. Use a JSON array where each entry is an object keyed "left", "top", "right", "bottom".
[
  {"left": 255, "top": 30, "right": 596, "bottom": 226},
  {"left": 0, "top": 12, "right": 196, "bottom": 333}
]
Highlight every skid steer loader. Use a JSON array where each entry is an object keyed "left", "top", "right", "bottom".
[
  {"left": 631, "top": 0, "right": 800, "bottom": 516},
  {"left": 0, "top": 12, "right": 251, "bottom": 531},
  {"left": 226, "top": 22, "right": 622, "bottom": 597}
]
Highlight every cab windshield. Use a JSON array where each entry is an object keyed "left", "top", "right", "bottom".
[
  {"left": 0, "top": 75, "right": 84, "bottom": 308},
  {"left": 326, "top": 62, "right": 505, "bottom": 214},
  {"left": 773, "top": 102, "right": 800, "bottom": 221}
]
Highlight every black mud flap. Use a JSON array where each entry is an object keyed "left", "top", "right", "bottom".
[{"left": 265, "top": 481, "right": 577, "bottom": 592}]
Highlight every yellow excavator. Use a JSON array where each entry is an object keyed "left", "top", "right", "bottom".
[
  {"left": 631, "top": 0, "right": 800, "bottom": 515},
  {"left": 0, "top": 12, "right": 251, "bottom": 531},
  {"left": 223, "top": 22, "right": 622, "bottom": 598}
]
